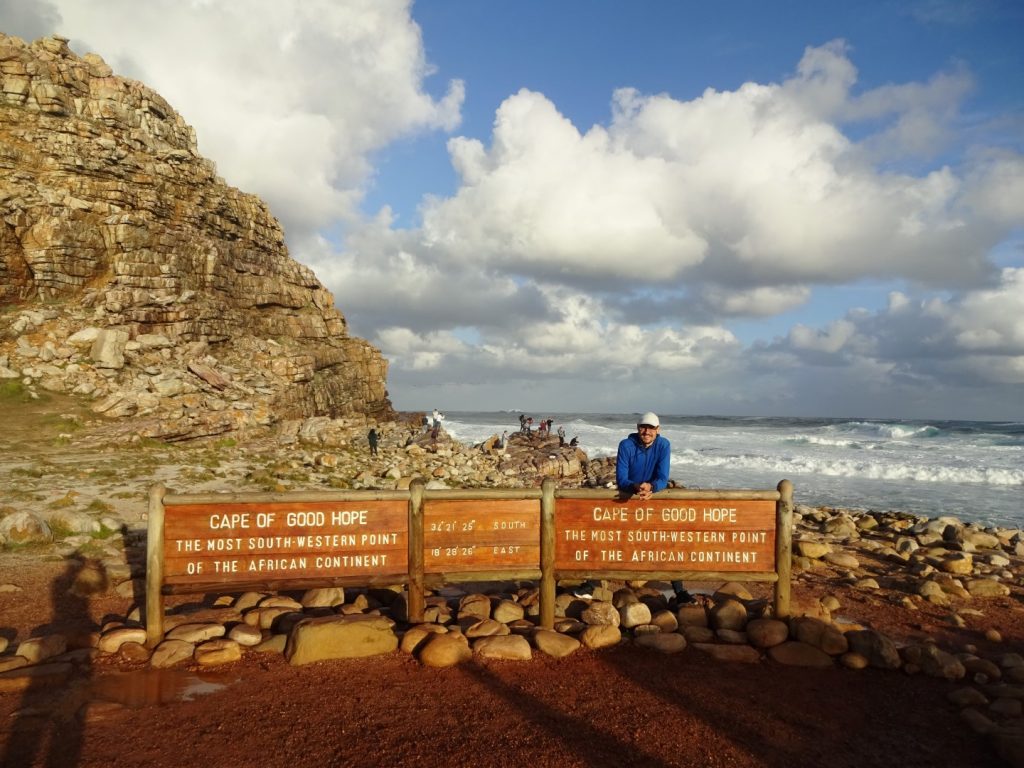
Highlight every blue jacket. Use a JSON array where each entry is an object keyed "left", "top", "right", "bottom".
[{"left": 616, "top": 433, "right": 671, "bottom": 494}]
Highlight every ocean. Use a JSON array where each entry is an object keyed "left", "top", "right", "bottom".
[{"left": 440, "top": 412, "right": 1024, "bottom": 529}]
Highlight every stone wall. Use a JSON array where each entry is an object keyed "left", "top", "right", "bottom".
[{"left": 0, "top": 34, "right": 393, "bottom": 435}]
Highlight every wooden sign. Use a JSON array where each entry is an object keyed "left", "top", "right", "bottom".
[
  {"left": 162, "top": 499, "right": 408, "bottom": 585},
  {"left": 554, "top": 498, "right": 775, "bottom": 572},
  {"left": 423, "top": 499, "right": 539, "bottom": 572}
]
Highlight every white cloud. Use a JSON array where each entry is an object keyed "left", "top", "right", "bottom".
[{"left": 417, "top": 41, "right": 1015, "bottom": 298}]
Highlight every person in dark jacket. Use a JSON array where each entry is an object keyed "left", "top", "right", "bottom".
[{"left": 573, "top": 412, "right": 692, "bottom": 604}]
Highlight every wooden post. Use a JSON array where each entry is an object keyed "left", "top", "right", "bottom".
[
  {"left": 407, "top": 478, "right": 426, "bottom": 623},
  {"left": 145, "top": 483, "right": 166, "bottom": 648},
  {"left": 539, "top": 478, "right": 556, "bottom": 630},
  {"left": 774, "top": 479, "right": 793, "bottom": 618}
]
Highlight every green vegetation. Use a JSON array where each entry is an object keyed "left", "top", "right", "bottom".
[
  {"left": 86, "top": 498, "right": 114, "bottom": 515},
  {"left": 47, "top": 491, "right": 78, "bottom": 509}
]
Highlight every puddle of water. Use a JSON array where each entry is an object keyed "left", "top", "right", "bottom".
[{"left": 91, "top": 669, "right": 239, "bottom": 708}]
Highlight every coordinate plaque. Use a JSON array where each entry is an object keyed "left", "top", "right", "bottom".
[
  {"left": 555, "top": 498, "right": 775, "bottom": 572},
  {"left": 423, "top": 499, "right": 539, "bottom": 572},
  {"left": 163, "top": 499, "right": 408, "bottom": 585}
]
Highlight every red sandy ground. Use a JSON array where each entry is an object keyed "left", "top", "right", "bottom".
[{"left": 1, "top": 553, "right": 1020, "bottom": 768}]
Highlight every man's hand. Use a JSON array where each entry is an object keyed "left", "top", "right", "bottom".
[{"left": 634, "top": 482, "right": 653, "bottom": 501}]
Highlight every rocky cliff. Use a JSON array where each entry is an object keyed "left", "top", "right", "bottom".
[{"left": 0, "top": 34, "right": 393, "bottom": 440}]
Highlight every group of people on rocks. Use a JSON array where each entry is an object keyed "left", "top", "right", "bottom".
[{"left": 517, "top": 414, "right": 576, "bottom": 446}]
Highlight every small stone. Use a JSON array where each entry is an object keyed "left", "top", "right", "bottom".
[
  {"left": 532, "top": 629, "right": 580, "bottom": 658},
  {"left": 960, "top": 708, "right": 996, "bottom": 734},
  {"left": 464, "top": 618, "right": 509, "bottom": 638},
  {"left": 118, "top": 642, "right": 151, "bottom": 663},
  {"left": 150, "top": 639, "right": 195, "bottom": 668},
  {"left": 166, "top": 622, "right": 226, "bottom": 644},
  {"left": 947, "top": 687, "right": 988, "bottom": 708},
  {"left": 824, "top": 552, "right": 860, "bottom": 568},
  {"left": 418, "top": 633, "right": 471, "bottom": 667},
  {"left": 474, "top": 635, "right": 532, "bottom": 661},
  {"left": 839, "top": 652, "right": 869, "bottom": 670},
  {"left": 966, "top": 578, "right": 1010, "bottom": 597},
  {"left": 635, "top": 633, "right": 687, "bottom": 654},
  {"left": 746, "top": 619, "right": 789, "bottom": 649},
  {"left": 193, "top": 639, "right": 242, "bottom": 666},
  {"left": 97, "top": 627, "right": 148, "bottom": 654},
  {"left": 300, "top": 587, "right": 345, "bottom": 608},
  {"left": 227, "top": 624, "right": 263, "bottom": 647},
  {"left": 581, "top": 602, "right": 620, "bottom": 627},
  {"left": 619, "top": 602, "right": 652, "bottom": 629},
  {"left": 676, "top": 604, "right": 708, "bottom": 628},
  {"left": 709, "top": 598, "right": 747, "bottom": 631},
  {"left": 492, "top": 599, "right": 525, "bottom": 624},
  {"left": 15, "top": 634, "right": 66, "bottom": 664},
  {"left": 579, "top": 624, "right": 622, "bottom": 650}
]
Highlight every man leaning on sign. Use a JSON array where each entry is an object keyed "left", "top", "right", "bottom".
[
  {"left": 616, "top": 411, "right": 670, "bottom": 501},
  {"left": 573, "top": 412, "right": 694, "bottom": 604}
]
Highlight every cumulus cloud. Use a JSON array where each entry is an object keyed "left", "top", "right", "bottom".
[
  {"left": 416, "top": 39, "right": 1019, "bottom": 304},
  {"left": 770, "top": 268, "right": 1024, "bottom": 386}
]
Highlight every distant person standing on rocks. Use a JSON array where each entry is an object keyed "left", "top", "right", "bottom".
[
  {"left": 573, "top": 412, "right": 691, "bottom": 604},
  {"left": 367, "top": 427, "right": 379, "bottom": 456}
]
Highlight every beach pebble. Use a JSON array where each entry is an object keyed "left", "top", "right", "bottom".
[
  {"left": 97, "top": 627, "right": 147, "bottom": 653},
  {"left": 464, "top": 618, "right": 509, "bottom": 638},
  {"left": 966, "top": 578, "right": 1010, "bottom": 597},
  {"left": 228, "top": 624, "right": 263, "bottom": 647},
  {"left": 619, "top": 602, "right": 652, "bottom": 629},
  {"left": 824, "top": 552, "right": 860, "bottom": 569},
  {"left": 709, "top": 599, "right": 747, "bottom": 631},
  {"left": 418, "top": 633, "right": 471, "bottom": 667},
  {"left": 635, "top": 633, "right": 686, "bottom": 654},
  {"left": 16, "top": 634, "right": 66, "bottom": 664},
  {"left": 150, "top": 639, "right": 195, "bottom": 668},
  {"left": 579, "top": 624, "right": 622, "bottom": 650},
  {"left": 166, "top": 622, "right": 226, "bottom": 644},
  {"left": 676, "top": 604, "right": 708, "bottom": 628},
  {"left": 746, "top": 619, "right": 788, "bottom": 649},
  {"left": 474, "top": 634, "right": 531, "bottom": 661},
  {"left": 195, "top": 638, "right": 242, "bottom": 666},
  {"left": 581, "top": 602, "right": 620, "bottom": 627},
  {"left": 492, "top": 599, "right": 525, "bottom": 624},
  {"left": 532, "top": 629, "right": 580, "bottom": 658}
]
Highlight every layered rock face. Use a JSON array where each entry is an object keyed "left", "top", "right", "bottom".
[{"left": 0, "top": 34, "right": 393, "bottom": 438}]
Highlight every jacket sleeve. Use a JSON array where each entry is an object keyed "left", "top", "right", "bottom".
[
  {"left": 651, "top": 440, "right": 671, "bottom": 493},
  {"left": 615, "top": 438, "right": 634, "bottom": 491}
]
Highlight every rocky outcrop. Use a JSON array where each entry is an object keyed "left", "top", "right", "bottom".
[{"left": 0, "top": 34, "right": 392, "bottom": 439}]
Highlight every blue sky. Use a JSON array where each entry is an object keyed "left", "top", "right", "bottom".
[{"left": 4, "top": 0, "right": 1024, "bottom": 419}]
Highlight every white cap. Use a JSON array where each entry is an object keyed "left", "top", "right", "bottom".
[{"left": 638, "top": 412, "right": 660, "bottom": 428}]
